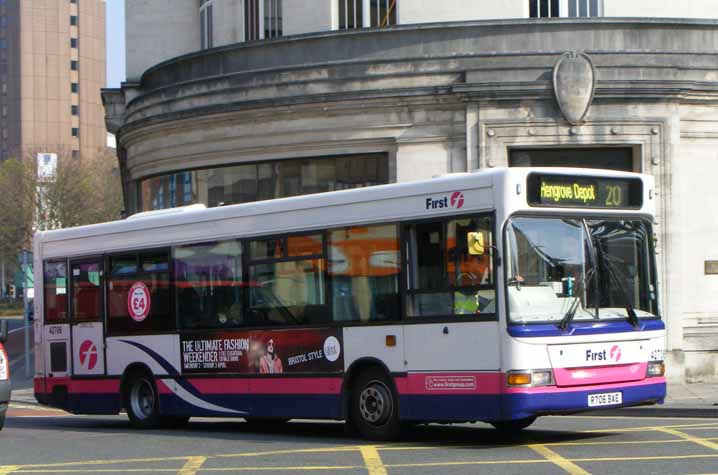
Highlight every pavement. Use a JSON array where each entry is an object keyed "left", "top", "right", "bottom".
[{"left": 3, "top": 321, "right": 717, "bottom": 418}]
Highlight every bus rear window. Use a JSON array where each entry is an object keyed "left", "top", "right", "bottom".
[{"left": 44, "top": 261, "right": 68, "bottom": 322}]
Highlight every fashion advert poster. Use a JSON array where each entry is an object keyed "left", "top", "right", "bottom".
[{"left": 180, "top": 328, "right": 343, "bottom": 374}]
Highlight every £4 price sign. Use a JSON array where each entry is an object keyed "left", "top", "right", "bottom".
[{"left": 128, "top": 282, "right": 151, "bottom": 322}]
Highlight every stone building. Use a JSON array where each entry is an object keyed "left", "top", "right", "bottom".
[{"left": 103, "top": 0, "right": 718, "bottom": 382}]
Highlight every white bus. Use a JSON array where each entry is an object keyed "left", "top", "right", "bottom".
[{"left": 32, "top": 167, "right": 666, "bottom": 440}]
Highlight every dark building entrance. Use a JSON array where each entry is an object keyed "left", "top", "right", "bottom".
[{"left": 509, "top": 148, "right": 635, "bottom": 172}]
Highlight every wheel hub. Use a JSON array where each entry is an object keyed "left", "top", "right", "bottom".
[{"left": 359, "top": 381, "right": 392, "bottom": 426}]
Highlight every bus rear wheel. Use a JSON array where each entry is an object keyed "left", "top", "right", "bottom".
[
  {"left": 351, "top": 369, "right": 401, "bottom": 441},
  {"left": 125, "top": 371, "right": 161, "bottom": 429}
]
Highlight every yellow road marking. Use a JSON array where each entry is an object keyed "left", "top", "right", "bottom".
[
  {"left": 11, "top": 467, "right": 361, "bottom": 473},
  {"left": 7, "top": 453, "right": 718, "bottom": 474},
  {"left": 178, "top": 457, "right": 207, "bottom": 475},
  {"left": 190, "top": 467, "right": 361, "bottom": 472},
  {"left": 359, "top": 446, "right": 388, "bottom": 475},
  {"left": 8, "top": 404, "right": 66, "bottom": 412},
  {"left": 655, "top": 427, "right": 718, "bottom": 451},
  {"left": 0, "top": 467, "right": 21, "bottom": 475},
  {"left": 545, "top": 437, "right": 718, "bottom": 447},
  {"left": 215, "top": 445, "right": 360, "bottom": 458},
  {"left": 562, "top": 415, "right": 718, "bottom": 421},
  {"left": 585, "top": 422, "right": 718, "bottom": 433},
  {"left": 4, "top": 470, "right": 180, "bottom": 474},
  {"left": 529, "top": 444, "right": 591, "bottom": 475},
  {"left": 0, "top": 456, "right": 191, "bottom": 471}
]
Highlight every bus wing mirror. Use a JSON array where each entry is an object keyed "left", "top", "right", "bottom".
[
  {"left": 468, "top": 232, "right": 485, "bottom": 256},
  {"left": 0, "top": 320, "right": 7, "bottom": 343}
]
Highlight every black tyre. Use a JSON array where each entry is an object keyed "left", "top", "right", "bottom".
[
  {"left": 125, "top": 371, "right": 161, "bottom": 429},
  {"left": 490, "top": 416, "right": 537, "bottom": 433},
  {"left": 0, "top": 411, "right": 5, "bottom": 431},
  {"left": 350, "top": 368, "right": 401, "bottom": 441}
]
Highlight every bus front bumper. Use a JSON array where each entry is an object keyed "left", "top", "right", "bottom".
[{"left": 501, "top": 378, "right": 666, "bottom": 420}]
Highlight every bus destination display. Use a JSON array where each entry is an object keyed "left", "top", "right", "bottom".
[{"left": 527, "top": 174, "right": 643, "bottom": 209}]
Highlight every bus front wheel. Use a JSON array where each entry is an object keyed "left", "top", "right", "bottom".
[
  {"left": 125, "top": 371, "right": 161, "bottom": 429},
  {"left": 350, "top": 369, "right": 401, "bottom": 441}
]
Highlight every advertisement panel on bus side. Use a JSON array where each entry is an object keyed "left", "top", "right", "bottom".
[{"left": 180, "top": 328, "right": 343, "bottom": 374}]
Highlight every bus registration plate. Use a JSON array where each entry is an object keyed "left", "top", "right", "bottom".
[{"left": 588, "top": 392, "right": 622, "bottom": 407}]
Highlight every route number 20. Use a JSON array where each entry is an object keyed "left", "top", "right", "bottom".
[{"left": 605, "top": 185, "right": 622, "bottom": 207}]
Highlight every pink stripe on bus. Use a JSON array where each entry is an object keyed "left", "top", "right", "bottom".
[
  {"left": 239, "top": 378, "right": 342, "bottom": 395},
  {"left": 554, "top": 363, "right": 647, "bottom": 387},
  {"left": 505, "top": 376, "right": 665, "bottom": 394},
  {"left": 398, "top": 372, "right": 503, "bottom": 395},
  {"left": 70, "top": 379, "right": 120, "bottom": 393},
  {"left": 37, "top": 377, "right": 120, "bottom": 394}
]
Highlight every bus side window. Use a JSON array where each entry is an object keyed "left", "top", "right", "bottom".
[
  {"left": 247, "top": 233, "right": 328, "bottom": 325},
  {"left": 106, "top": 250, "right": 174, "bottom": 335},
  {"left": 406, "top": 215, "right": 496, "bottom": 318},
  {"left": 328, "top": 224, "right": 400, "bottom": 323},
  {"left": 44, "top": 260, "right": 68, "bottom": 322},
  {"left": 71, "top": 261, "right": 102, "bottom": 322},
  {"left": 174, "top": 240, "right": 243, "bottom": 329}
]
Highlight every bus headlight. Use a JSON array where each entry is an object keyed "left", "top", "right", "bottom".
[
  {"left": 507, "top": 369, "right": 554, "bottom": 387},
  {"left": 647, "top": 361, "right": 665, "bottom": 377}
]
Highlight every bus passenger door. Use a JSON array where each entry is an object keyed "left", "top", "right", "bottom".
[
  {"left": 402, "top": 216, "right": 501, "bottom": 419},
  {"left": 70, "top": 259, "right": 105, "bottom": 376},
  {"left": 42, "top": 260, "right": 72, "bottom": 388}
]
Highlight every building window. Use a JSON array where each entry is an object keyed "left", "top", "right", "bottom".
[
  {"left": 368, "top": 0, "right": 396, "bottom": 27},
  {"left": 139, "top": 153, "right": 389, "bottom": 212},
  {"left": 199, "top": 0, "right": 213, "bottom": 49},
  {"left": 567, "top": 0, "right": 601, "bottom": 17},
  {"left": 71, "top": 127, "right": 79, "bottom": 137},
  {"left": 264, "top": 0, "right": 282, "bottom": 39},
  {"left": 529, "top": 0, "right": 601, "bottom": 17},
  {"left": 71, "top": 82, "right": 78, "bottom": 93},
  {"left": 70, "top": 0, "right": 78, "bottom": 4},
  {"left": 339, "top": 0, "right": 396, "bottom": 29},
  {"left": 245, "top": 0, "right": 260, "bottom": 41},
  {"left": 71, "top": 105, "right": 79, "bottom": 115},
  {"left": 70, "top": 60, "right": 78, "bottom": 71},
  {"left": 0, "top": 39, "right": 5, "bottom": 49},
  {"left": 71, "top": 38, "right": 78, "bottom": 48},
  {"left": 70, "top": 15, "right": 77, "bottom": 26},
  {"left": 71, "top": 150, "right": 80, "bottom": 159}
]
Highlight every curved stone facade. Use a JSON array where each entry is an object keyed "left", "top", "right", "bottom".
[{"left": 103, "top": 18, "right": 718, "bottom": 381}]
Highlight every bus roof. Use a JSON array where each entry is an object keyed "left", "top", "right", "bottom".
[{"left": 35, "top": 167, "right": 654, "bottom": 259}]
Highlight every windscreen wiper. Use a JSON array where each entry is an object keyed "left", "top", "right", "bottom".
[
  {"left": 558, "top": 266, "right": 595, "bottom": 330},
  {"left": 594, "top": 241, "right": 641, "bottom": 329},
  {"left": 559, "top": 220, "right": 596, "bottom": 331}
]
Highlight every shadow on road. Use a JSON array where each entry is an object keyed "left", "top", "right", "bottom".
[{"left": 3, "top": 415, "right": 610, "bottom": 448}]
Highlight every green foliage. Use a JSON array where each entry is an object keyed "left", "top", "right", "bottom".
[{"left": 0, "top": 151, "right": 123, "bottom": 286}]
